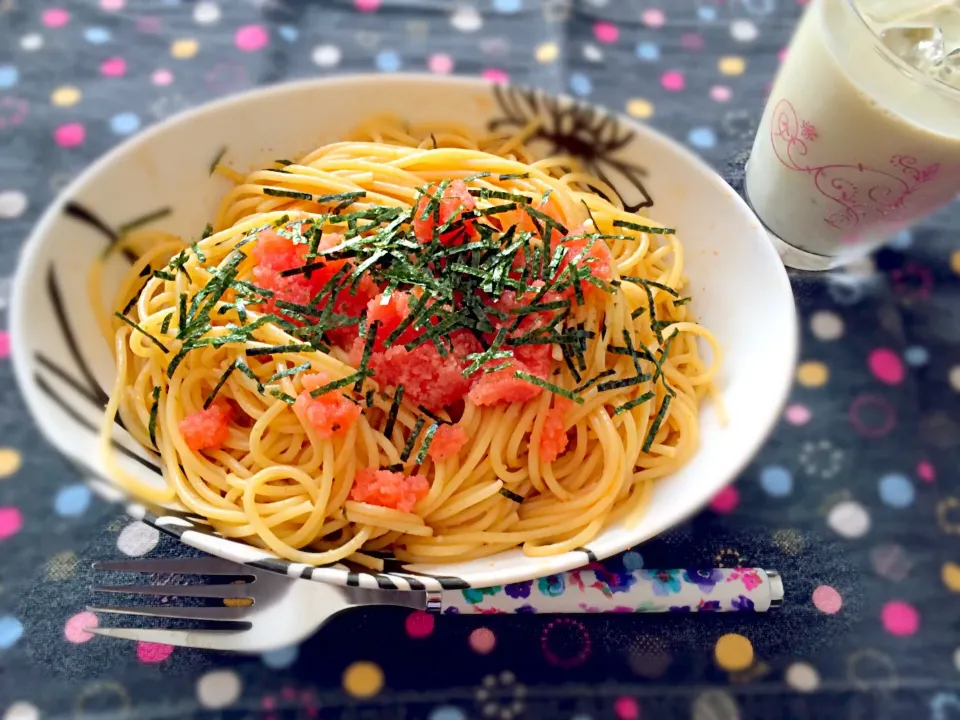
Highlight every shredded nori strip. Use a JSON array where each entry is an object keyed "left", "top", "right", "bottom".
[
  {"left": 631, "top": 307, "right": 646, "bottom": 320},
  {"left": 383, "top": 386, "right": 404, "bottom": 439},
  {"left": 148, "top": 386, "right": 161, "bottom": 448},
  {"left": 159, "top": 312, "right": 173, "bottom": 335},
  {"left": 275, "top": 159, "right": 294, "bottom": 166},
  {"left": 417, "top": 406, "right": 451, "bottom": 425},
  {"left": 234, "top": 360, "right": 264, "bottom": 392},
  {"left": 246, "top": 343, "right": 313, "bottom": 357},
  {"left": 114, "top": 312, "right": 169, "bottom": 352},
  {"left": 308, "top": 372, "right": 363, "bottom": 398},
  {"left": 674, "top": 296, "right": 692, "bottom": 306},
  {"left": 204, "top": 361, "right": 238, "bottom": 408},
  {"left": 574, "top": 369, "right": 616, "bottom": 393},
  {"left": 621, "top": 276, "right": 680, "bottom": 298},
  {"left": 499, "top": 487, "right": 525, "bottom": 503},
  {"left": 597, "top": 374, "right": 653, "bottom": 393},
  {"left": 400, "top": 417, "right": 426, "bottom": 463},
  {"left": 613, "top": 219, "right": 676, "bottom": 235},
  {"left": 514, "top": 371, "right": 584, "bottom": 404},
  {"left": 266, "top": 362, "right": 311, "bottom": 385},
  {"left": 263, "top": 187, "right": 313, "bottom": 201},
  {"left": 354, "top": 320, "right": 380, "bottom": 392},
  {"left": 414, "top": 422, "right": 439, "bottom": 465},
  {"left": 209, "top": 146, "right": 227, "bottom": 175},
  {"left": 614, "top": 391, "right": 656, "bottom": 416},
  {"left": 642, "top": 395, "right": 672, "bottom": 451},
  {"left": 268, "top": 389, "right": 297, "bottom": 405}
]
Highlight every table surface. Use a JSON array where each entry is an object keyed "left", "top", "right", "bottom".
[{"left": 1, "top": 1, "right": 960, "bottom": 718}]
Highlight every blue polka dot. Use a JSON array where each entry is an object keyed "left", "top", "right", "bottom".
[
  {"left": 759, "top": 466, "right": 793, "bottom": 497},
  {"left": 0, "top": 65, "right": 18, "bottom": 89},
  {"left": 375, "top": 50, "right": 402, "bottom": 73},
  {"left": 889, "top": 229, "right": 913, "bottom": 250},
  {"left": 261, "top": 644, "right": 299, "bottom": 668},
  {"left": 688, "top": 127, "right": 717, "bottom": 149},
  {"left": 879, "top": 473, "right": 915, "bottom": 508},
  {"left": 698, "top": 6, "right": 717, "bottom": 21},
  {"left": 636, "top": 42, "right": 660, "bottom": 61},
  {"left": 493, "top": 0, "right": 522, "bottom": 12},
  {"left": 55, "top": 484, "right": 92, "bottom": 517},
  {"left": 110, "top": 112, "right": 141, "bottom": 135},
  {"left": 84, "top": 27, "right": 111, "bottom": 44},
  {"left": 569, "top": 72, "right": 592, "bottom": 96},
  {"left": 904, "top": 346, "right": 929, "bottom": 367},
  {"left": 0, "top": 616, "right": 23, "bottom": 649},
  {"left": 279, "top": 25, "right": 298, "bottom": 42},
  {"left": 622, "top": 551, "right": 644, "bottom": 570},
  {"left": 429, "top": 708, "right": 467, "bottom": 720}
]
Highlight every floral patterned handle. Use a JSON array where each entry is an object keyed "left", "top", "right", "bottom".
[{"left": 441, "top": 568, "right": 783, "bottom": 614}]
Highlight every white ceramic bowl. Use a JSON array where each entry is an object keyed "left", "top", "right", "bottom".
[{"left": 12, "top": 75, "right": 797, "bottom": 590}]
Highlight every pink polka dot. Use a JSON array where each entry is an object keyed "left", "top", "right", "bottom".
[
  {"left": 428, "top": 53, "right": 453, "bottom": 74},
  {"left": 0, "top": 331, "right": 9, "bottom": 359},
  {"left": 262, "top": 697, "right": 276, "bottom": 711},
  {"left": 660, "top": 70, "right": 685, "bottom": 92},
  {"left": 469, "top": 627, "right": 496, "bottom": 654},
  {"left": 709, "top": 485, "right": 739, "bottom": 514},
  {"left": 101, "top": 0, "right": 124, "bottom": 10},
  {"left": 881, "top": 600, "right": 919, "bottom": 636},
  {"left": 235, "top": 25, "right": 269, "bottom": 52},
  {"left": 482, "top": 68, "right": 509, "bottom": 84},
  {"left": 594, "top": 22, "right": 619, "bottom": 44},
  {"left": 42, "top": 8, "right": 70, "bottom": 28},
  {"left": 64, "top": 611, "right": 98, "bottom": 643},
  {"left": 355, "top": 0, "right": 380, "bottom": 11},
  {"left": 812, "top": 585, "right": 842, "bottom": 614},
  {"left": 152, "top": 69, "right": 173, "bottom": 86},
  {"left": 642, "top": 9, "right": 666, "bottom": 28},
  {"left": 710, "top": 85, "right": 732, "bottom": 102},
  {"left": 100, "top": 57, "right": 126, "bottom": 78},
  {"left": 405, "top": 610, "right": 434, "bottom": 639},
  {"left": 778, "top": 47, "right": 789, "bottom": 63},
  {"left": 785, "top": 403, "right": 811, "bottom": 425},
  {"left": 54, "top": 123, "right": 85, "bottom": 148},
  {"left": 137, "top": 641, "right": 174, "bottom": 663},
  {"left": 917, "top": 460, "right": 936, "bottom": 482},
  {"left": 0, "top": 507, "right": 23, "bottom": 540},
  {"left": 680, "top": 32, "right": 704, "bottom": 51},
  {"left": 869, "top": 348, "right": 904, "bottom": 385},
  {"left": 614, "top": 696, "right": 640, "bottom": 720}
]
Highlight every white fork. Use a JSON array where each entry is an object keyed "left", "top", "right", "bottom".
[{"left": 88, "top": 558, "right": 783, "bottom": 652}]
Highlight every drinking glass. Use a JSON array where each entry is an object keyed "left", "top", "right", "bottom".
[{"left": 744, "top": 0, "right": 960, "bottom": 270}]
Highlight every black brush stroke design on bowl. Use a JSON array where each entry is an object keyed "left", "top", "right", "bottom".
[{"left": 488, "top": 84, "right": 654, "bottom": 212}]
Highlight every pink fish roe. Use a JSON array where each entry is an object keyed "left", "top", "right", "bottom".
[
  {"left": 179, "top": 399, "right": 232, "bottom": 451},
  {"left": 294, "top": 373, "right": 362, "bottom": 438},
  {"left": 350, "top": 468, "right": 430, "bottom": 512},
  {"left": 429, "top": 425, "right": 469, "bottom": 462},
  {"left": 538, "top": 398, "right": 573, "bottom": 462},
  {"left": 412, "top": 180, "right": 477, "bottom": 246}
]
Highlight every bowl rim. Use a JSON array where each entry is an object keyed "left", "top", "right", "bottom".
[{"left": 11, "top": 74, "right": 798, "bottom": 588}]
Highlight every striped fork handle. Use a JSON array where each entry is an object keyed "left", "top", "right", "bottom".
[{"left": 441, "top": 568, "right": 783, "bottom": 614}]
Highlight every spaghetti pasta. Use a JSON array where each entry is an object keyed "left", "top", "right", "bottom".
[{"left": 97, "top": 115, "right": 721, "bottom": 567}]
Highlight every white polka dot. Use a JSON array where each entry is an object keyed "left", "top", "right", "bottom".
[
  {"left": 3, "top": 702, "right": 40, "bottom": 720},
  {"left": 193, "top": 1, "right": 221, "bottom": 24},
  {"left": 582, "top": 43, "right": 603, "bottom": 62},
  {"left": 692, "top": 690, "right": 739, "bottom": 720},
  {"left": 827, "top": 500, "right": 870, "bottom": 539},
  {"left": 949, "top": 366, "right": 960, "bottom": 392},
  {"left": 954, "top": 647, "right": 960, "bottom": 673},
  {"left": 116, "top": 521, "right": 159, "bottom": 556},
  {"left": 312, "top": 44, "right": 342, "bottom": 67},
  {"left": 730, "top": 19, "right": 758, "bottom": 42},
  {"left": 0, "top": 191, "right": 27, "bottom": 219},
  {"left": 450, "top": 6, "right": 483, "bottom": 32},
  {"left": 810, "top": 310, "right": 844, "bottom": 341},
  {"left": 785, "top": 662, "right": 820, "bottom": 692},
  {"left": 20, "top": 34, "right": 43, "bottom": 52},
  {"left": 196, "top": 670, "right": 241, "bottom": 709}
]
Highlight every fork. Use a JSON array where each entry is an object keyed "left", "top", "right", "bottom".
[{"left": 87, "top": 558, "right": 784, "bottom": 652}]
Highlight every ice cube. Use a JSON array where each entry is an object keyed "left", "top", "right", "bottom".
[{"left": 881, "top": 25, "right": 945, "bottom": 71}]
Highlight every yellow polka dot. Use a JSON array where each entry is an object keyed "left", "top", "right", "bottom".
[
  {"left": 951, "top": 250, "right": 960, "bottom": 276},
  {"left": 343, "top": 661, "right": 383, "bottom": 698},
  {"left": 51, "top": 86, "right": 81, "bottom": 107},
  {"left": 719, "top": 56, "right": 746, "bottom": 76},
  {"left": 797, "top": 361, "right": 829, "bottom": 388},
  {"left": 942, "top": 562, "right": 960, "bottom": 592},
  {"left": 715, "top": 633, "right": 754, "bottom": 671},
  {"left": 535, "top": 42, "right": 559, "bottom": 63},
  {"left": 626, "top": 98, "right": 654, "bottom": 120},
  {"left": 171, "top": 38, "right": 199, "bottom": 59},
  {"left": 0, "top": 448, "right": 22, "bottom": 478}
]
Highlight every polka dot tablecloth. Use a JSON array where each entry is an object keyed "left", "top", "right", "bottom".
[{"left": 2, "top": 1, "right": 960, "bottom": 718}]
